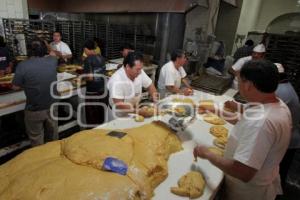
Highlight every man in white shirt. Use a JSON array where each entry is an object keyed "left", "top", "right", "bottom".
[
  {"left": 157, "top": 49, "right": 193, "bottom": 98},
  {"left": 194, "top": 60, "right": 292, "bottom": 200},
  {"left": 50, "top": 31, "right": 72, "bottom": 62},
  {"left": 107, "top": 52, "right": 157, "bottom": 119},
  {"left": 230, "top": 44, "right": 266, "bottom": 89}
]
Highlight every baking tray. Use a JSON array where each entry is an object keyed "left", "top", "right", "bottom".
[{"left": 191, "top": 74, "right": 233, "bottom": 95}]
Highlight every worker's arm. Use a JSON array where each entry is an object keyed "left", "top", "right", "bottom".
[
  {"left": 224, "top": 100, "right": 244, "bottom": 114},
  {"left": 62, "top": 54, "right": 72, "bottom": 60},
  {"left": 182, "top": 77, "right": 192, "bottom": 89},
  {"left": 112, "top": 98, "right": 135, "bottom": 112},
  {"left": 228, "top": 66, "right": 237, "bottom": 76},
  {"left": 147, "top": 83, "right": 158, "bottom": 103},
  {"left": 166, "top": 85, "right": 181, "bottom": 94},
  {"left": 52, "top": 50, "right": 72, "bottom": 60},
  {"left": 194, "top": 145, "right": 257, "bottom": 182}
]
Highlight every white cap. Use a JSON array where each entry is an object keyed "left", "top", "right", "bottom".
[
  {"left": 253, "top": 44, "right": 266, "bottom": 53},
  {"left": 275, "top": 63, "right": 285, "bottom": 73}
]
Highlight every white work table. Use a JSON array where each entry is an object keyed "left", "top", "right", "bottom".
[
  {"left": 99, "top": 89, "right": 237, "bottom": 200},
  {"left": 0, "top": 72, "right": 85, "bottom": 117}
]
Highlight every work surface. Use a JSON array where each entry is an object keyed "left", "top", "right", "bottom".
[{"left": 100, "top": 89, "right": 236, "bottom": 200}]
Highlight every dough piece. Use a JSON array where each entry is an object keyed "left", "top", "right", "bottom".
[
  {"left": 199, "top": 100, "right": 214, "bottom": 109},
  {"left": 139, "top": 106, "right": 155, "bottom": 118},
  {"left": 171, "top": 171, "right": 205, "bottom": 199},
  {"left": 0, "top": 73, "right": 14, "bottom": 83},
  {"left": 135, "top": 115, "right": 144, "bottom": 122},
  {"left": 172, "top": 98, "right": 195, "bottom": 105},
  {"left": 208, "top": 147, "right": 224, "bottom": 156},
  {"left": 174, "top": 106, "right": 187, "bottom": 117},
  {"left": 209, "top": 125, "right": 228, "bottom": 138},
  {"left": 213, "top": 137, "right": 227, "bottom": 149},
  {"left": 203, "top": 114, "right": 226, "bottom": 125}
]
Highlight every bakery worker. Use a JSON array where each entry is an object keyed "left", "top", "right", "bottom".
[
  {"left": 107, "top": 51, "right": 157, "bottom": 119},
  {"left": 121, "top": 43, "right": 134, "bottom": 59},
  {"left": 0, "top": 36, "right": 13, "bottom": 76},
  {"left": 194, "top": 60, "right": 292, "bottom": 200},
  {"left": 233, "top": 39, "right": 254, "bottom": 62},
  {"left": 12, "top": 38, "right": 58, "bottom": 146},
  {"left": 274, "top": 63, "right": 300, "bottom": 194},
  {"left": 230, "top": 44, "right": 266, "bottom": 89},
  {"left": 49, "top": 31, "right": 72, "bottom": 62},
  {"left": 157, "top": 49, "right": 193, "bottom": 98},
  {"left": 116, "top": 43, "right": 135, "bottom": 69}
]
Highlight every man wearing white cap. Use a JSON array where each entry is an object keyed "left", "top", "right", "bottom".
[
  {"left": 230, "top": 44, "right": 266, "bottom": 89},
  {"left": 275, "top": 63, "right": 300, "bottom": 196}
]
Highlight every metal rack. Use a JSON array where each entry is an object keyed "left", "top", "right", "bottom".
[
  {"left": 266, "top": 34, "right": 300, "bottom": 98},
  {"left": 3, "top": 18, "right": 156, "bottom": 60}
]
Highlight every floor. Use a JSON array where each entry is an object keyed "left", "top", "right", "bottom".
[{"left": 281, "top": 150, "right": 300, "bottom": 200}]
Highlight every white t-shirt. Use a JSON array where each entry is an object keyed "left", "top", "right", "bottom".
[
  {"left": 232, "top": 56, "right": 252, "bottom": 89},
  {"left": 224, "top": 100, "right": 292, "bottom": 200},
  {"left": 50, "top": 41, "right": 72, "bottom": 56},
  {"left": 232, "top": 56, "right": 252, "bottom": 72},
  {"left": 107, "top": 67, "right": 152, "bottom": 106},
  {"left": 157, "top": 61, "right": 187, "bottom": 96}
]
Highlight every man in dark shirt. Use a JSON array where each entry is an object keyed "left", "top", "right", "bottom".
[
  {"left": 233, "top": 39, "right": 254, "bottom": 63},
  {"left": 83, "top": 39, "right": 107, "bottom": 127},
  {"left": 0, "top": 36, "right": 13, "bottom": 76},
  {"left": 12, "top": 39, "right": 58, "bottom": 146}
]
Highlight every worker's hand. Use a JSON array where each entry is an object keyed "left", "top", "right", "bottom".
[
  {"left": 53, "top": 50, "right": 62, "bottom": 58},
  {"left": 138, "top": 106, "right": 155, "bottom": 118},
  {"left": 183, "top": 88, "right": 193, "bottom": 96},
  {"left": 193, "top": 145, "right": 210, "bottom": 160},
  {"left": 49, "top": 50, "right": 57, "bottom": 57},
  {"left": 224, "top": 100, "right": 238, "bottom": 113}
]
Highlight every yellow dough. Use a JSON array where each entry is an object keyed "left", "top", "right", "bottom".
[
  {"left": 213, "top": 137, "right": 227, "bottom": 149},
  {"left": 0, "top": 73, "right": 14, "bottom": 83},
  {"left": 139, "top": 106, "right": 155, "bottom": 118},
  {"left": 208, "top": 147, "right": 224, "bottom": 156},
  {"left": 209, "top": 125, "right": 228, "bottom": 138},
  {"left": 135, "top": 115, "right": 145, "bottom": 122},
  {"left": 203, "top": 113, "right": 226, "bottom": 125},
  {"left": 0, "top": 122, "right": 182, "bottom": 200},
  {"left": 172, "top": 98, "right": 195, "bottom": 105},
  {"left": 171, "top": 171, "right": 206, "bottom": 199},
  {"left": 174, "top": 106, "right": 187, "bottom": 116},
  {"left": 199, "top": 100, "right": 214, "bottom": 110}
]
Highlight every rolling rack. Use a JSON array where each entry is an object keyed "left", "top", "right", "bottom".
[
  {"left": 266, "top": 33, "right": 300, "bottom": 98},
  {"left": 3, "top": 18, "right": 156, "bottom": 60},
  {"left": 3, "top": 19, "right": 55, "bottom": 57}
]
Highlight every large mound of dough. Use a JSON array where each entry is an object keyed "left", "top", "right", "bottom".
[
  {"left": 0, "top": 122, "right": 182, "bottom": 200},
  {"left": 171, "top": 171, "right": 206, "bottom": 199}
]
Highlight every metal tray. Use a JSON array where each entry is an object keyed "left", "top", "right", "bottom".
[{"left": 191, "top": 74, "right": 233, "bottom": 95}]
